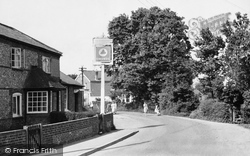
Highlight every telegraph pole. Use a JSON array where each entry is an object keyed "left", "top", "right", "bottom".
[{"left": 79, "top": 66, "right": 86, "bottom": 105}]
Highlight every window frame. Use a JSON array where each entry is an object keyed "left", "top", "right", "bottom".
[
  {"left": 42, "top": 56, "right": 51, "bottom": 74},
  {"left": 27, "top": 91, "right": 48, "bottom": 114},
  {"left": 12, "top": 93, "right": 22, "bottom": 117},
  {"left": 11, "top": 48, "right": 22, "bottom": 69}
]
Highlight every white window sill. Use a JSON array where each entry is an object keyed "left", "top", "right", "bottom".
[{"left": 12, "top": 115, "right": 22, "bottom": 118}]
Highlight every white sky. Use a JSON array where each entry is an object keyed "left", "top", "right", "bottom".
[{"left": 0, "top": 0, "right": 250, "bottom": 75}]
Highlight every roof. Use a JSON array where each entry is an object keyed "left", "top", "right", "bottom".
[
  {"left": 60, "top": 72, "right": 83, "bottom": 87},
  {"left": 90, "top": 81, "right": 112, "bottom": 96},
  {"left": 24, "top": 66, "right": 65, "bottom": 90},
  {"left": 84, "top": 70, "right": 112, "bottom": 82},
  {"left": 0, "top": 23, "right": 62, "bottom": 55}
]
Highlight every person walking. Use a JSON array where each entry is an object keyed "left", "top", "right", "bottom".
[
  {"left": 155, "top": 104, "right": 161, "bottom": 116},
  {"left": 111, "top": 100, "right": 117, "bottom": 114},
  {"left": 143, "top": 101, "right": 148, "bottom": 115}
]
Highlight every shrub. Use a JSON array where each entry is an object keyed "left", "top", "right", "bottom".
[
  {"left": 123, "top": 101, "right": 139, "bottom": 110},
  {"left": 49, "top": 110, "right": 97, "bottom": 123},
  {"left": 74, "top": 110, "right": 97, "bottom": 119},
  {"left": 65, "top": 111, "right": 75, "bottom": 120},
  {"left": 189, "top": 109, "right": 203, "bottom": 119},
  {"left": 49, "top": 111, "right": 67, "bottom": 123},
  {"left": 162, "top": 98, "right": 199, "bottom": 117},
  {"left": 190, "top": 99, "right": 231, "bottom": 123},
  {"left": 242, "top": 107, "right": 250, "bottom": 124}
]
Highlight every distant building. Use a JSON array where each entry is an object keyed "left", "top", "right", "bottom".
[{"left": 76, "top": 70, "right": 112, "bottom": 105}]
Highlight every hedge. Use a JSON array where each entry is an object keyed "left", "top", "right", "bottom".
[
  {"left": 49, "top": 110, "right": 97, "bottom": 123},
  {"left": 189, "top": 99, "right": 231, "bottom": 123}
]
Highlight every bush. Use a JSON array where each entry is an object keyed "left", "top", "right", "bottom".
[
  {"left": 65, "top": 111, "right": 75, "bottom": 120},
  {"left": 49, "top": 110, "right": 97, "bottom": 123},
  {"left": 162, "top": 99, "right": 199, "bottom": 117},
  {"left": 242, "top": 107, "right": 250, "bottom": 124},
  {"left": 190, "top": 99, "right": 231, "bottom": 123},
  {"left": 49, "top": 111, "right": 67, "bottom": 123},
  {"left": 189, "top": 109, "right": 203, "bottom": 119}
]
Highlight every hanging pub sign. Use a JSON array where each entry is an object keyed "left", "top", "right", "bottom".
[{"left": 93, "top": 37, "right": 113, "bottom": 65}]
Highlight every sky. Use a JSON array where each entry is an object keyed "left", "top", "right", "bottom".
[{"left": 0, "top": 0, "right": 250, "bottom": 75}]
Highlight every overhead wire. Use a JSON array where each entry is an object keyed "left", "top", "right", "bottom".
[
  {"left": 145, "top": 0, "right": 156, "bottom": 6},
  {"left": 224, "top": 0, "right": 250, "bottom": 15},
  {"left": 137, "top": 0, "right": 149, "bottom": 8}
]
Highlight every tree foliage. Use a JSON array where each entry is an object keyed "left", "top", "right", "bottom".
[
  {"left": 107, "top": 7, "right": 194, "bottom": 106},
  {"left": 193, "top": 28, "right": 225, "bottom": 99},
  {"left": 221, "top": 12, "right": 250, "bottom": 91}
]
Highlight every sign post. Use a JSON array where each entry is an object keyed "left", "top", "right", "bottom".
[{"left": 93, "top": 37, "right": 113, "bottom": 114}]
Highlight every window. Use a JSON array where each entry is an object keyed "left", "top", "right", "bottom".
[
  {"left": 12, "top": 93, "right": 22, "bottom": 117},
  {"left": 27, "top": 91, "right": 48, "bottom": 113},
  {"left": 42, "top": 56, "right": 51, "bottom": 73},
  {"left": 11, "top": 48, "right": 22, "bottom": 68}
]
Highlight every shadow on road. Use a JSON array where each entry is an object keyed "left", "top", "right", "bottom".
[
  {"left": 99, "top": 140, "right": 151, "bottom": 152},
  {"left": 81, "top": 131, "right": 139, "bottom": 156},
  {"left": 138, "top": 124, "right": 165, "bottom": 129}
]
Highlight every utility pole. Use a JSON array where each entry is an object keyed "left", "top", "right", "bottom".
[{"left": 79, "top": 66, "right": 86, "bottom": 105}]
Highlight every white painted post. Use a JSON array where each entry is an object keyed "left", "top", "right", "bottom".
[
  {"left": 100, "top": 64, "right": 105, "bottom": 114},
  {"left": 93, "top": 37, "right": 113, "bottom": 114}
]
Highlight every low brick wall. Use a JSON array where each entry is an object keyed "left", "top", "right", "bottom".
[
  {"left": 0, "top": 113, "right": 114, "bottom": 155},
  {"left": 0, "top": 129, "right": 27, "bottom": 155},
  {"left": 42, "top": 116, "right": 99, "bottom": 147}
]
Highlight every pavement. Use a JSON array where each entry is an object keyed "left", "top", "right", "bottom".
[
  {"left": 33, "top": 113, "right": 138, "bottom": 156},
  {"left": 61, "top": 129, "right": 138, "bottom": 156}
]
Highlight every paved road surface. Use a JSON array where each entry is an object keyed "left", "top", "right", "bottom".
[{"left": 93, "top": 112, "right": 250, "bottom": 156}]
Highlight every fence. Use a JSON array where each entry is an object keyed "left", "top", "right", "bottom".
[{"left": 0, "top": 113, "right": 114, "bottom": 155}]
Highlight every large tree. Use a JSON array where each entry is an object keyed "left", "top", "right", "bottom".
[
  {"left": 193, "top": 28, "right": 225, "bottom": 99},
  {"left": 220, "top": 13, "right": 250, "bottom": 110},
  {"left": 221, "top": 12, "right": 250, "bottom": 91},
  {"left": 107, "top": 7, "right": 193, "bottom": 107}
]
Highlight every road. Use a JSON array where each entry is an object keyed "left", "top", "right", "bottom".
[{"left": 92, "top": 112, "right": 250, "bottom": 156}]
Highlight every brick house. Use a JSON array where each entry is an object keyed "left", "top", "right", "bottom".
[
  {"left": 0, "top": 23, "right": 82, "bottom": 131},
  {"left": 60, "top": 71, "right": 83, "bottom": 112},
  {"left": 76, "top": 70, "right": 113, "bottom": 105}
]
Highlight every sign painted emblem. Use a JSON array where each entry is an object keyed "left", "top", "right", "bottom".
[
  {"left": 98, "top": 48, "right": 108, "bottom": 57},
  {"left": 95, "top": 45, "right": 112, "bottom": 63}
]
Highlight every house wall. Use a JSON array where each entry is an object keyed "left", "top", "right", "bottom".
[
  {"left": 0, "top": 90, "right": 12, "bottom": 131},
  {"left": 77, "top": 91, "right": 83, "bottom": 111},
  {"left": 37, "top": 52, "right": 60, "bottom": 77},
  {"left": 67, "top": 86, "right": 76, "bottom": 111},
  {"left": 0, "top": 81, "right": 26, "bottom": 131},
  {"left": 64, "top": 86, "right": 83, "bottom": 112},
  {"left": 0, "top": 37, "right": 61, "bottom": 131}
]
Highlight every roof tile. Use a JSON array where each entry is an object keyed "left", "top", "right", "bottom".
[{"left": 0, "top": 23, "right": 62, "bottom": 55}]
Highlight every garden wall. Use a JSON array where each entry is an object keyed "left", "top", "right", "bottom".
[
  {"left": 0, "top": 129, "right": 26, "bottom": 155},
  {"left": 0, "top": 113, "right": 114, "bottom": 155},
  {"left": 42, "top": 116, "right": 99, "bottom": 146}
]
